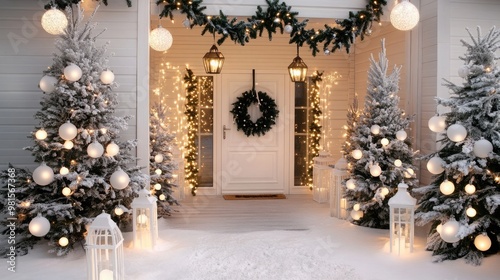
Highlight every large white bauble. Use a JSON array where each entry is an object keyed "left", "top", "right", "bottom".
[
  {"left": 428, "top": 116, "right": 446, "bottom": 133},
  {"left": 284, "top": 24, "right": 293, "bottom": 34},
  {"left": 63, "top": 140, "right": 74, "bottom": 150},
  {"left": 41, "top": 7, "right": 68, "bottom": 35},
  {"left": 154, "top": 154, "right": 164, "bottom": 163},
  {"left": 394, "top": 159, "right": 402, "bottom": 167},
  {"left": 458, "top": 65, "right": 470, "bottom": 78},
  {"left": 87, "top": 141, "right": 104, "bottom": 158},
  {"left": 370, "top": 165, "right": 382, "bottom": 177},
  {"left": 110, "top": 169, "right": 130, "bottom": 190},
  {"left": 350, "top": 210, "right": 364, "bottom": 221},
  {"left": 396, "top": 130, "right": 407, "bottom": 141},
  {"left": 370, "top": 125, "right": 381, "bottom": 135},
  {"left": 474, "top": 234, "right": 492, "bottom": 251},
  {"left": 63, "top": 64, "right": 82, "bottom": 82},
  {"left": 35, "top": 129, "right": 48, "bottom": 140},
  {"left": 58, "top": 122, "right": 77, "bottom": 141},
  {"left": 427, "top": 156, "right": 445, "bottom": 174},
  {"left": 149, "top": 26, "right": 173, "bottom": 52},
  {"left": 33, "top": 163, "right": 54, "bottom": 186},
  {"left": 106, "top": 142, "right": 120, "bottom": 157},
  {"left": 440, "top": 219, "right": 460, "bottom": 243},
  {"left": 381, "top": 138, "right": 390, "bottom": 146},
  {"left": 390, "top": 0, "right": 420, "bottom": 31},
  {"left": 39, "top": 75, "right": 58, "bottom": 93},
  {"left": 447, "top": 124, "right": 467, "bottom": 142},
  {"left": 29, "top": 215, "right": 51, "bottom": 237},
  {"left": 346, "top": 179, "right": 356, "bottom": 190},
  {"left": 351, "top": 149, "right": 363, "bottom": 160},
  {"left": 58, "top": 237, "right": 69, "bottom": 247},
  {"left": 464, "top": 184, "right": 476, "bottom": 194},
  {"left": 100, "top": 69, "right": 115, "bottom": 84},
  {"left": 473, "top": 139, "right": 493, "bottom": 158},
  {"left": 440, "top": 180, "right": 455, "bottom": 195}
]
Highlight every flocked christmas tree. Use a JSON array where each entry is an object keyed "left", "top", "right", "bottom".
[
  {"left": 150, "top": 102, "right": 178, "bottom": 217},
  {"left": 415, "top": 26, "right": 500, "bottom": 265},
  {"left": 344, "top": 40, "right": 417, "bottom": 229},
  {"left": 0, "top": 5, "right": 146, "bottom": 255},
  {"left": 341, "top": 93, "right": 360, "bottom": 159}
]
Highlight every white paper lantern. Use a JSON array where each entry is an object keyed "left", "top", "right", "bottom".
[
  {"left": 447, "top": 124, "right": 467, "bottom": 142},
  {"left": 427, "top": 156, "right": 445, "bottom": 174},
  {"left": 346, "top": 179, "right": 356, "bottom": 190},
  {"left": 381, "top": 138, "right": 390, "bottom": 146},
  {"left": 58, "top": 237, "right": 69, "bottom": 247},
  {"left": 63, "top": 64, "right": 82, "bottom": 82},
  {"left": 62, "top": 187, "right": 71, "bottom": 196},
  {"left": 466, "top": 207, "right": 477, "bottom": 218},
  {"left": 159, "top": 194, "right": 166, "bottom": 201},
  {"left": 440, "top": 219, "right": 460, "bottom": 243},
  {"left": 370, "top": 125, "right": 381, "bottom": 135},
  {"left": 390, "top": 0, "right": 420, "bottom": 31},
  {"left": 381, "top": 187, "right": 390, "bottom": 196},
  {"left": 396, "top": 130, "right": 407, "bottom": 141},
  {"left": 394, "top": 159, "right": 402, "bottom": 167},
  {"left": 28, "top": 214, "right": 50, "bottom": 237},
  {"left": 370, "top": 164, "right": 382, "bottom": 177},
  {"left": 87, "top": 141, "right": 104, "bottom": 158},
  {"left": 100, "top": 69, "right": 115, "bottom": 84},
  {"left": 106, "top": 142, "right": 120, "bottom": 157},
  {"left": 284, "top": 24, "right": 293, "bottom": 34},
  {"left": 59, "top": 121, "right": 77, "bottom": 140},
  {"left": 353, "top": 203, "right": 361, "bottom": 211},
  {"left": 155, "top": 169, "right": 162, "bottom": 175},
  {"left": 154, "top": 154, "right": 164, "bottom": 163},
  {"left": 440, "top": 180, "right": 455, "bottom": 195},
  {"left": 464, "top": 184, "right": 476, "bottom": 194},
  {"left": 41, "top": 7, "right": 68, "bottom": 35},
  {"left": 474, "top": 234, "right": 492, "bottom": 251},
  {"left": 149, "top": 26, "right": 173, "bottom": 52},
  {"left": 63, "top": 140, "right": 74, "bottom": 150},
  {"left": 59, "top": 166, "right": 69, "bottom": 175},
  {"left": 110, "top": 169, "right": 130, "bottom": 190},
  {"left": 33, "top": 163, "right": 54, "bottom": 186},
  {"left": 350, "top": 210, "right": 363, "bottom": 221},
  {"left": 473, "top": 139, "right": 493, "bottom": 158},
  {"left": 114, "top": 206, "right": 124, "bottom": 216},
  {"left": 351, "top": 149, "right": 363, "bottom": 160},
  {"left": 458, "top": 65, "right": 470, "bottom": 78},
  {"left": 35, "top": 129, "right": 48, "bottom": 140},
  {"left": 154, "top": 183, "right": 162, "bottom": 190},
  {"left": 428, "top": 116, "right": 446, "bottom": 133},
  {"left": 39, "top": 75, "right": 58, "bottom": 93}
]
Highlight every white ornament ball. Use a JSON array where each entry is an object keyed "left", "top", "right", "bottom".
[
  {"left": 58, "top": 237, "right": 69, "bottom": 247},
  {"left": 114, "top": 207, "right": 124, "bottom": 216},
  {"left": 473, "top": 139, "right": 493, "bottom": 158},
  {"left": 149, "top": 26, "right": 173, "bottom": 52},
  {"left": 351, "top": 149, "right": 363, "bottom": 160},
  {"left": 381, "top": 187, "right": 390, "bottom": 196},
  {"left": 87, "top": 141, "right": 104, "bottom": 158},
  {"left": 59, "top": 166, "right": 69, "bottom": 175},
  {"left": 466, "top": 207, "right": 477, "bottom": 218},
  {"left": 33, "top": 163, "right": 54, "bottom": 186},
  {"left": 63, "top": 64, "right": 82, "bottom": 82},
  {"left": 346, "top": 179, "right": 356, "bottom": 190},
  {"left": 59, "top": 122, "right": 77, "bottom": 141},
  {"left": 440, "top": 180, "right": 455, "bottom": 195},
  {"left": 390, "top": 0, "right": 420, "bottom": 31},
  {"left": 447, "top": 124, "right": 467, "bottom": 142},
  {"left": 396, "top": 130, "right": 407, "bottom": 141},
  {"left": 370, "top": 165, "right": 382, "bottom": 177},
  {"left": 154, "top": 183, "right": 162, "bottom": 190},
  {"left": 394, "top": 159, "right": 402, "bottom": 167},
  {"left": 63, "top": 140, "right": 74, "bottom": 150},
  {"left": 106, "top": 142, "right": 120, "bottom": 157},
  {"left": 155, "top": 168, "right": 162, "bottom": 175},
  {"left": 370, "top": 125, "right": 381, "bottom": 135},
  {"left": 29, "top": 215, "right": 51, "bottom": 237},
  {"left": 381, "top": 138, "right": 389, "bottom": 146},
  {"left": 427, "top": 157, "right": 445, "bottom": 174},
  {"left": 39, "top": 75, "right": 58, "bottom": 93},
  {"left": 350, "top": 210, "right": 364, "bottom": 221},
  {"left": 100, "top": 69, "right": 115, "bottom": 84},
  {"left": 474, "top": 234, "right": 492, "bottom": 251},
  {"left": 41, "top": 7, "right": 68, "bottom": 35},
  {"left": 110, "top": 169, "right": 130, "bottom": 190},
  {"left": 458, "top": 65, "right": 470, "bottom": 78},
  {"left": 159, "top": 194, "right": 166, "bottom": 201},
  {"left": 154, "top": 154, "right": 164, "bottom": 163},
  {"left": 428, "top": 116, "right": 446, "bottom": 133},
  {"left": 35, "top": 129, "right": 48, "bottom": 140},
  {"left": 62, "top": 187, "right": 71, "bottom": 196},
  {"left": 284, "top": 24, "right": 293, "bottom": 34},
  {"left": 464, "top": 184, "right": 476, "bottom": 194},
  {"left": 353, "top": 203, "right": 361, "bottom": 211},
  {"left": 440, "top": 219, "right": 460, "bottom": 243}
]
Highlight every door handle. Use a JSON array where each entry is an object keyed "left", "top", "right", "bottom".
[{"left": 223, "top": 125, "right": 231, "bottom": 140}]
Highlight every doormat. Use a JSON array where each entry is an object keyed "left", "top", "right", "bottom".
[{"left": 223, "top": 194, "right": 286, "bottom": 200}]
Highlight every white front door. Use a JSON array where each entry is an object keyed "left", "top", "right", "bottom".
[{"left": 219, "top": 72, "right": 289, "bottom": 194}]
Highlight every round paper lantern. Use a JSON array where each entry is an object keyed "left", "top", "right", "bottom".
[
  {"left": 58, "top": 237, "right": 69, "bottom": 247},
  {"left": 350, "top": 210, "right": 363, "bottom": 221},
  {"left": 87, "top": 141, "right": 104, "bottom": 158},
  {"left": 440, "top": 219, "right": 460, "bottom": 243},
  {"left": 284, "top": 24, "right": 293, "bottom": 34},
  {"left": 370, "top": 165, "right": 382, "bottom": 177},
  {"left": 381, "top": 138, "right": 389, "bottom": 146},
  {"left": 466, "top": 207, "right": 477, "bottom": 218},
  {"left": 474, "top": 234, "right": 492, "bottom": 251},
  {"left": 370, "top": 125, "right": 381, "bottom": 135},
  {"left": 39, "top": 75, "right": 58, "bottom": 93},
  {"left": 396, "top": 130, "right": 407, "bottom": 141},
  {"left": 353, "top": 203, "right": 361, "bottom": 211},
  {"left": 63, "top": 64, "right": 82, "bottom": 82},
  {"left": 35, "top": 129, "right": 48, "bottom": 140},
  {"left": 436, "top": 224, "right": 443, "bottom": 234},
  {"left": 154, "top": 183, "right": 162, "bottom": 190},
  {"left": 440, "top": 180, "right": 455, "bottom": 195},
  {"left": 351, "top": 149, "right": 363, "bottom": 160},
  {"left": 394, "top": 159, "right": 402, "bottom": 167},
  {"left": 59, "top": 122, "right": 77, "bottom": 141},
  {"left": 381, "top": 187, "right": 390, "bottom": 196},
  {"left": 149, "top": 26, "right": 173, "bottom": 52},
  {"left": 41, "top": 7, "right": 68, "bottom": 35},
  {"left": 137, "top": 214, "right": 148, "bottom": 225},
  {"left": 346, "top": 179, "right": 356, "bottom": 190},
  {"left": 33, "top": 163, "right": 54, "bottom": 186},
  {"left": 110, "top": 169, "right": 130, "bottom": 190},
  {"left": 390, "top": 0, "right": 420, "bottom": 31},
  {"left": 464, "top": 184, "right": 476, "bottom": 194},
  {"left": 473, "top": 139, "right": 493, "bottom": 158},
  {"left": 62, "top": 187, "right": 71, "bottom": 196},
  {"left": 106, "top": 142, "right": 120, "bottom": 157},
  {"left": 63, "top": 140, "right": 74, "bottom": 150},
  {"left": 154, "top": 154, "right": 164, "bottom": 163},
  {"left": 114, "top": 206, "right": 124, "bottom": 216},
  {"left": 100, "top": 69, "right": 115, "bottom": 84},
  {"left": 155, "top": 168, "right": 162, "bottom": 175},
  {"left": 447, "top": 124, "right": 467, "bottom": 142},
  {"left": 427, "top": 156, "right": 445, "bottom": 174},
  {"left": 458, "top": 65, "right": 470, "bottom": 78},
  {"left": 159, "top": 194, "right": 166, "bottom": 201},
  {"left": 29, "top": 214, "right": 50, "bottom": 237},
  {"left": 59, "top": 166, "right": 69, "bottom": 175},
  {"left": 428, "top": 116, "right": 446, "bottom": 133}
]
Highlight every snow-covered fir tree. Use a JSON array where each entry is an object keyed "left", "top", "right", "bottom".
[
  {"left": 415, "top": 26, "right": 500, "bottom": 265},
  {"left": 0, "top": 5, "right": 146, "bottom": 256},
  {"left": 341, "top": 93, "right": 360, "bottom": 159},
  {"left": 150, "top": 102, "right": 178, "bottom": 217},
  {"left": 344, "top": 40, "right": 417, "bottom": 229}
]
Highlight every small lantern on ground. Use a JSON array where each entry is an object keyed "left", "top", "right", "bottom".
[
  {"left": 85, "top": 212, "right": 124, "bottom": 280},
  {"left": 330, "top": 157, "right": 349, "bottom": 219},
  {"left": 312, "top": 151, "right": 336, "bottom": 203},
  {"left": 131, "top": 188, "right": 158, "bottom": 249},
  {"left": 388, "top": 182, "right": 416, "bottom": 255}
]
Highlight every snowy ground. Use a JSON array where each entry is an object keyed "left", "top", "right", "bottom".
[{"left": 5, "top": 195, "right": 500, "bottom": 280}]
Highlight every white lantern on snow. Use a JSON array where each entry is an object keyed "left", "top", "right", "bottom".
[
  {"left": 351, "top": 149, "right": 363, "bottom": 160},
  {"left": 390, "top": 0, "right": 420, "bottom": 31},
  {"left": 396, "top": 130, "right": 407, "bottom": 141},
  {"left": 330, "top": 158, "right": 349, "bottom": 219},
  {"left": 370, "top": 125, "right": 381, "bottom": 135},
  {"left": 440, "top": 218, "right": 460, "bottom": 243},
  {"left": 131, "top": 189, "right": 158, "bottom": 249},
  {"left": 428, "top": 116, "right": 446, "bottom": 133},
  {"left": 110, "top": 168, "right": 130, "bottom": 190},
  {"left": 427, "top": 156, "right": 445, "bottom": 174},
  {"left": 41, "top": 7, "right": 68, "bottom": 35},
  {"left": 87, "top": 141, "right": 104, "bottom": 158},
  {"left": 154, "top": 154, "right": 164, "bottom": 163},
  {"left": 439, "top": 180, "right": 455, "bottom": 195},
  {"left": 447, "top": 124, "right": 467, "bottom": 142},
  {"left": 312, "top": 151, "right": 336, "bottom": 203},
  {"left": 100, "top": 70, "right": 115, "bottom": 84},
  {"left": 388, "top": 182, "right": 416, "bottom": 255},
  {"left": 39, "top": 75, "right": 58, "bottom": 93},
  {"left": 33, "top": 162, "right": 54, "bottom": 186},
  {"left": 28, "top": 213, "right": 51, "bottom": 237},
  {"left": 35, "top": 128, "right": 48, "bottom": 140},
  {"left": 59, "top": 121, "right": 77, "bottom": 141},
  {"left": 64, "top": 64, "right": 82, "bottom": 82},
  {"left": 473, "top": 139, "right": 493, "bottom": 158},
  {"left": 474, "top": 234, "right": 492, "bottom": 251},
  {"left": 370, "top": 164, "right": 382, "bottom": 177},
  {"left": 106, "top": 142, "right": 120, "bottom": 157},
  {"left": 85, "top": 212, "right": 124, "bottom": 280}
]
